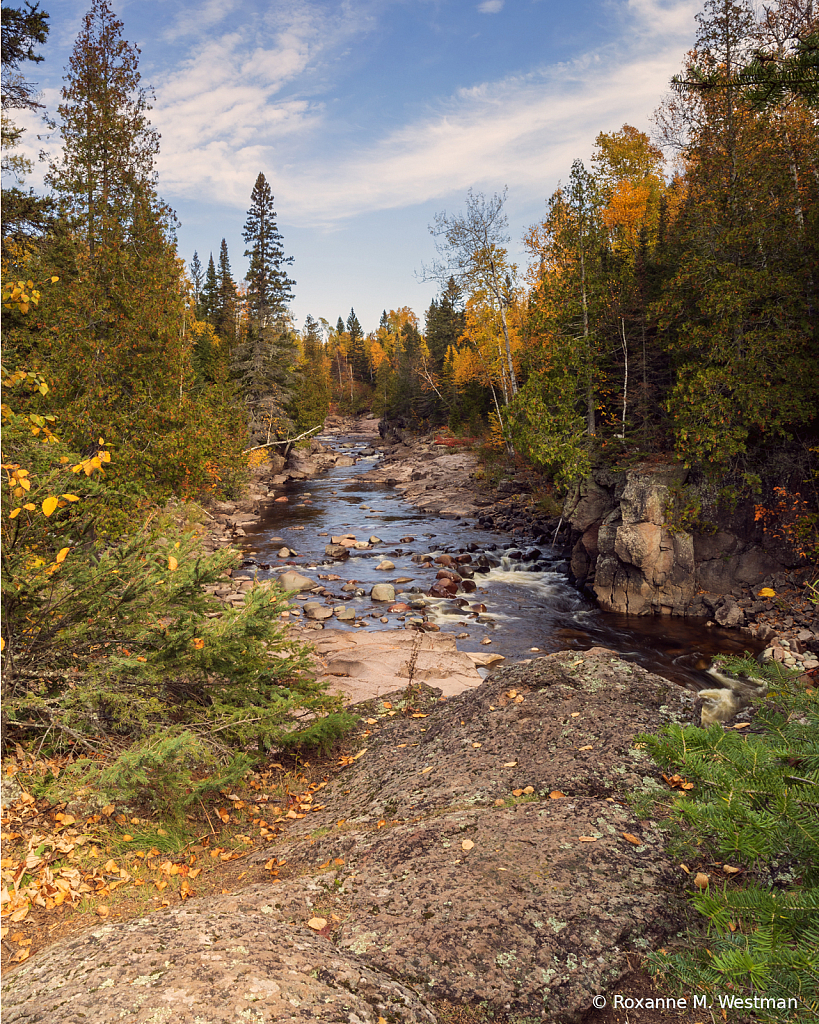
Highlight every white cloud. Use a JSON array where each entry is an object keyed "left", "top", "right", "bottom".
[{"left": 478, "top": 0, "right": 505, "bottom": 13}]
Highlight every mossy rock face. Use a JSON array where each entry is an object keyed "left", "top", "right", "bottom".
[{"left": 3, "top": 649, "right": 695, "bottom": 1023}]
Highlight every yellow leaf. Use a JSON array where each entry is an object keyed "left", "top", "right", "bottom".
[
  {"left": 9, "top": 508, "right": 20, "bottom": 519},
  {"left": 42, "top": 495, "right": 58, "bottom": 517},
  {"left": 51, "top": 276, "right": 59, "bottom": 283},
  {"left": 56, "top": 548, "right": 70, "bottom": 564},
  {"left": 461, "top": 839, "right": 474, "bottom": 851},
  {"left": 23, "top": 503, "right": 35, "bottom": 511},
  {"left": 9, "top": 905, "right": 29, "bottom": 922},
  {"left": 192, "top": 637, "right": 204, "bottom": 649},
  {"left": 307, "top": 917, "right": 327, "bottom": 931},
  {"left": 168, "top": 556, "right": 178, "bottom": 571},
  {"left": 421, "top": 766, "right": 434, "bottom": 774},
  {"left": 503, "top": 761, "right": 518, "bottom": 767},
  {"left": 19, "top": 478, "right": 30, "bottom": 491},
  {"left": 61, "top": 493, "right": 80, "bottom": 501},
  {"left": 0, "top": 638, "right": 4, "bottom": 651},
  {"left": 757, "top": 587, "right": 776, "bottom": 598},
  {"left": 578, "top": 836, "right": 598, "bottom": 843},
  {"left": 623, "top": 833, "right": 641, "bottom": 845}
]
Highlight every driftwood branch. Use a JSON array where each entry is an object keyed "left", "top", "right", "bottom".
[{"left": 242, "top": 425, "right": 323, "bottom": 455}]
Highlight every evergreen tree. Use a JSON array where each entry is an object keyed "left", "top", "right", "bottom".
[
  {"left": 215, "top": 238, "right": 237, "bottom": 341},
  {"left": 426, "top": 277, "right": 465, "bottom": 371},
  {"left": 346, "top": 307, "right": 367, "bottom": 380},
  {"left": 242, "top": 171, "right": 294, "bottom": 337},
  {"left": 15, "top": 0, "right": 242, "bottom": 494},
  {"left": 1, "top": 1, "right": 53, "bottom": 259},
  {"left": 44, "top": 0, "right": 161, "bottom": 261},
  {"left": 201, "top": 252, "right": 218, "bottom": 323},
  {"left": 189, "top": 250, "right": 203, "bottom": 311},
  {"left": 336, "top": 316, "right": 345, "bottom": 336}
]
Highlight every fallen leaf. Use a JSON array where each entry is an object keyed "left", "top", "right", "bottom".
[
  {"left": 421, "top": 766, "right": 434, "bottom": 774},
  {"left": 461, "top": 839, "right": 474, "bottom": 851},
  {"left": 122, "top": 835, "right": 133, "bottom": 842},
  {"left": 522, "top": 786, "right": 534, "bottom": 795},
  {"left": 505, "top": 690, "right": 517, "bottom": 698},
  {"left": 308, "top": 917, "right": 327, "bottom": 931},
  {"left": 411, "top": 713, "right": 428, "bottom": 718},
  {"left": 578, "top": 836, "right": 598, "bottom": 843},
  {"left": 723, "top": 864, "right": 741, "bottom": 875},
  {"left": 733, "top": 723, "right": 750, "bottom": 729},
  {"left": 549, "top": 791, "right": 566, "bottom": 799},
  {"left": 571, "top": 712, "right": 580, "bottom": 717},
  {"left": 680, "top": 863, "right": 691, "bottom": 874},
  {"left": 12, "top": 947, "right": 30, "bottom": 962},
  {"left": 512, "top": 789, "right": 524, "bottom": 797},
  {"left": 503, "top": 761, "right": 517, "bottom": 767},
  {"left": 578, "top": 744, "right": 593, "bottom": 751},
  {"left": 377, "top": 820, "right": 386, "bottom": 828},
  {"left": 472, "top": 742, "right": 482, "bottom": 749},
  {"left": 179, "top": 879, "right": 192, "bottom": 899},
  {"left": 623, "top": 833, "right": 641, "bottom": 845},
  {"left": 95, "top": 906, "right": 110, "bottom": 918},
  {"left": 333, "top": 858, "right": 344, "bottom": 866},
  {"left": 694, "top": 872, "right": 710, "bottom": 889},
  {"left": 9, "top": 905, "right": 29, "bottom": 922},
  {"left": 365, "top": 718, "right": 377, "bottom": 725},
  {"left": 493, "top": 799, "right": 505, "bottom": 806}
]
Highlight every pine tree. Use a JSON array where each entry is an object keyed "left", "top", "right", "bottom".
[
  {"left": 426, "top": 277, "right": 465, "bottom": 371},
  {"left": 242, "top": 171, "right": 294, "bottom": 337},
  {"left": 336, "top": 316, "right": 345, "bottom": 336}
]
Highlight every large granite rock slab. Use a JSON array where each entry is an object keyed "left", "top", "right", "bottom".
[{"left": 3, "top": 649, "right": 695, "bottom": 1023}]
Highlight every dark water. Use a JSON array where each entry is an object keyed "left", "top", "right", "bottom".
[{"left": 241, "top": 436, "right": 760, "bottom": 692}]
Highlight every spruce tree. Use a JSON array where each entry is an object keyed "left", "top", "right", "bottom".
[
  {"left": 201, "top": 252, "right": 218, "bottom": 323},
  {"left": 215, "top": 238, "right": 237, "bottom": 341},
  {"left": 189, "top": 250, "right": 203, "bottom": 311},
  {"left": 346, "top": 307, "right": 367, "bottom": 380},
  {"left": 242, "top": 171, "right": 294, "bottom": 337}
]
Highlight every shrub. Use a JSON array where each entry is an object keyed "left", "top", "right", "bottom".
[{"left": 639, "top": 657, "right": 819, "bottom": 1020}]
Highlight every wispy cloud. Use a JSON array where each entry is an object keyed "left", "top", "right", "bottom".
[
  {"left": 478, "top": 0, "right": 505, "bottom": 13},
  {"left": 149, "top": 0, "right": 697, "bottom": 225}
]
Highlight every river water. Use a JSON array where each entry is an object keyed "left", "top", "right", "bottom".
[{"left": 241, "top": 436, "right": 759, "bottom": 692}]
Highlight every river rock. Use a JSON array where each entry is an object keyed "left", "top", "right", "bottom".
[
  {"left": 371, "top": 583, "right": 396, "bottom": 602},
  {"left": 335, "top": 456, "right": 356, "bottom": 467},
  {"left": 278, "top": 570, "right": 316, "bottom": 592},
  {"left": 303, "top": 602, "right": 334, "bottom": 621},
  {"left": 354, "top": 541, "right": 371, "bottom": 550},
  {"left": 305, "top": 628, "right": 483, "bottom": 699},
  {"left": 334, "top": 605, "right": 356, "bottom": 621},
  {"left": 376, "top": 560, "right": 395, "bottom": 571},
  {"left": 369, "top": 535, "right": 382, "bottom": 544},
  {"left": 325, "top": 543, "right": 350, "bottom": 559}
]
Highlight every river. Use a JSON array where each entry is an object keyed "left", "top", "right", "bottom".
[{"left": 241, "top": 435, "right": 760, "bottom": 691}]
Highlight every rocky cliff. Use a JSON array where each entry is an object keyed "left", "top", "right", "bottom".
[{"left": 567, "top": 463, "right": 793, "bottom": 621}]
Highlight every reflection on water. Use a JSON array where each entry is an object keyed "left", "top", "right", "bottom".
[{"left": 240, "top": 437, "right": 761, "bottom": 692}]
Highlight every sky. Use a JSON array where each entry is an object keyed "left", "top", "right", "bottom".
[{"left": 14, "top": 0, "right": 701, "bottom": 333}]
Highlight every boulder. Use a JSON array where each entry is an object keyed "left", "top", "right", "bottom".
[
  {"left": 278, "top": 570, "right": 316, "bottom": 592},
  {"left": 303, "top": 602, "right": 334, "bottom": 621},
  {"left": 371, "top": 583, "right": 396, "bottom": 602},
  {"left": 376, "top": 560, "right": 395, "bottom": 571},
  {"left": 325, "top": 544, "right": 350, "bottom": 559}
]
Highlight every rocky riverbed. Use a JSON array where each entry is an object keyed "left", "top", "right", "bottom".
[{"left": 194, "top": 417, "right": 818, "bottom": 689}]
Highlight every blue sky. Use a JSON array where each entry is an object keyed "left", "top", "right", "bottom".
[{"left": 16, "top": 0, "right": 700, "bottom": 333}]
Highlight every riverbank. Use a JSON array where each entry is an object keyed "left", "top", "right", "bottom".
[{"left": 192, "top": 418, "right": 818, "bottom": 689}]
